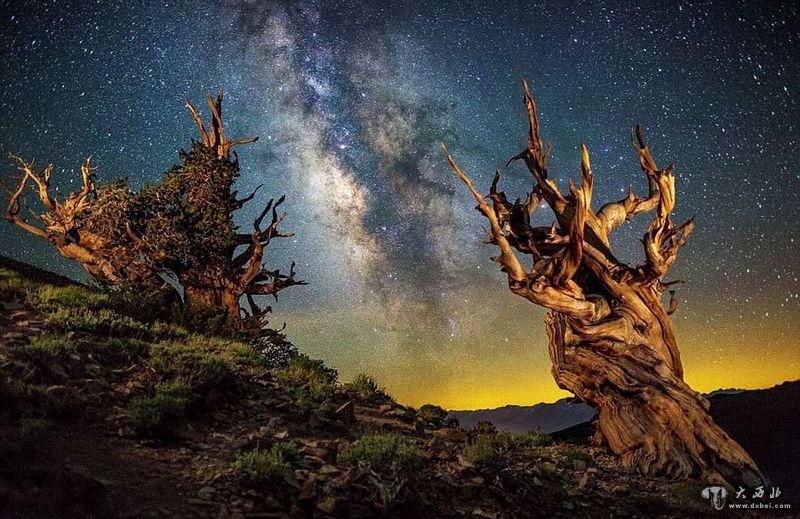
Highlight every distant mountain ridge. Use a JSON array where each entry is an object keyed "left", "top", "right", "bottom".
[
  {"left": 449, "top": 397, "right": 595, "bottom": 434},
  {"left": 450, "top": 384, "right": 788, "bottom": 435}
]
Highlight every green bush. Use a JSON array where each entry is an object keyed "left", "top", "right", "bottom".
[
  {"left": 127, "top": 381, "right": 191, "bottom": 430},
  {"left": 275, "top": 354, "right": 338, "bottom": 387},
  {"left": 273, "top": 354, "right": 338, "bottom": 413},
  {"left": 463, "top": 430, "right": 552, "bottom": 467},
  {"left": 464, "top": 433, "right": 500, "bottom": 466},
  {"left": 249, "top": 329, "right": 299, "bottom": 369},
  {"left": 291, "top": 381, "right": 336, "bottom": 413},
  {"left": 519, "top": 430, "right": 554, "bottom": 447},
  {"left": 340, "top": 434, "right": 422, "bottom": 478},
  {"left": 43, "top": 306, "right": 149, "bottom": 336},
  {"left": 236, "top": 442, "right": 299, "bottom": 481},
  {"left": 346, "top": 373, "right": 390, "bottom": 402},
  {"left": 102, "top": 337, "right": 151, "bottom": 361},
  {"left": 29, "top": 284, "right": 108, "bottom": 311},
  {"left": 149, "top": 320, "right": 189, "bottom": 340},
  {"left": 150, "top": 341, "right": 231, "bottom": 391},
  {"left": 563, "top": 446, "right": 591, "bottom": 467},
  {"left": 0, "top": 268, "right": 29, "bottom": 293},
  {"left": 418, "top": 404, "right": 448, "bottom": 427},
  {"left": 104, "top": 284, "right": 180, "bottom": 325},
  {"left": 24, "top": 335, "right": 78, "bottom": 360},
  {"left": 472, "top": 420, "right": 498, "bottom": 436}
]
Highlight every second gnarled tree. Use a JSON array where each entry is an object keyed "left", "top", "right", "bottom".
[
  {"left": 444, "top": 80, "right": 764, "bottom": 488},
  {"left": 3, "top": 91, "right": 304, "bottom": 330}
]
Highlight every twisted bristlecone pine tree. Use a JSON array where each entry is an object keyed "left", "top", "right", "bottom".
[
  {"left": 3, "top": 90, "right": 305, "bottom": 329},
  {"left": 443, "top": 80, "right": 764, "bottom": 488}
]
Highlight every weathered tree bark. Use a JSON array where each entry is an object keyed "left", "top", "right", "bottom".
[
  {"left": 2, "top": 156, "right": 157, "bottom": 285},
  {"left": 177, "top": 93, "right": 305, "bottom": 329},
  {"left": 4, "top": 90, "right": 305, "bottom": 331},
  {"left": 443, "top": 80, "right": 765, "bottom": 488}
]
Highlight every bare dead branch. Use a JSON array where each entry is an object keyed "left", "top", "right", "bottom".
[
  {"left": 185, "top": 90, "right": 258, "bottom": 159},
  {"left": 597, "top": 126, "right": 662, "bottom": 236}
]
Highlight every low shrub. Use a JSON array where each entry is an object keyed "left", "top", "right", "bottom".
[
  {"left": 43, "top": 306, "right": 149, "bottom": 337},
  {"left": 236, "top": 442, "right": 299, "bottom": 481},
  {"left": 102, "top": 337, "right": 151, "bottom": 362},
  {"left": 29, "top": 284, "right": 108, "bottom": 311},
  {"left": 472, "top": 420, "right": 498, "bottom": 436},
  {"left": 464, "top": 433, "right": 500, "bottom": 466},
  {"left": 519, "top": 430, "right": 554, "bottom": 447},
  {"left": 149, "top": 320, "right": 190, "bottom": 340},
  {"left": 150, "top": 341, "right": 231, "bottom": 392},
  {"left": 249, "top": 329, "right": 299, "bottom": 369},
  {"left": 170, "top": 299, "right": 236, "bottom": 337},
  {"left": 0, "top": 267, "right": 31, "bottom": 294},
  {"left": 464, "top": 430, "right": 552, "bottom": 468},
  {"left": 563, "top": 446, "right": 592, "bottom": 467},
  {"left": 23, "top": 335, "right": 78, "bottom": 360},
  {"left": 339, "top": 434, "right": 422, "bottom": 479},
  {"left": 291, "top": 381, "right": 336, "bottom": 414},
  {"left": 275, "top": 354, "right": 338, "bottom": 387},
  {"left": 105, "top": 284, "right": 180, "bottom": 325},
  {"left": 127, "top": 380, "right": 191, "bottom": 431},
  {"left": 417, "top": 404, "right": 448, "bottom": 427},
  {"left": 346, "top": 373, "right": 390, "bottom": 402}
]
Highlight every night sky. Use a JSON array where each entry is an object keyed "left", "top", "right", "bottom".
[{"left": 1, "top": 1, "right": 798, "bottom": 409}]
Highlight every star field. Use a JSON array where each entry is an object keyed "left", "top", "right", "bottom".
[{"left": 1, "top": 0, "right": 798, "bottom": 408}]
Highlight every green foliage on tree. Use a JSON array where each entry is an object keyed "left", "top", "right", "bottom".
[{"left": 4, "top": 90, "right": 305, "bottom": 331}]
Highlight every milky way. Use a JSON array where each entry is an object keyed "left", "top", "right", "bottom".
[{"left": 1, "top": 0, "right": 798, "bottom": 408}]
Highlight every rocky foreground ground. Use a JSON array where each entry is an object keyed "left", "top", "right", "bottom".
[{"left": 0, "top": 259, "right": 779, "bottom": 518}]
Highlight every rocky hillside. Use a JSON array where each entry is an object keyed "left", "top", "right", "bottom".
[{"left": 0, "top": 260, "right": 780, "bottom": 518}]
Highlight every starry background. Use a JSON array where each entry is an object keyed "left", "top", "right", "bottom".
[{"left": 1, "top": 0, "right": 798, "bottom": 409}]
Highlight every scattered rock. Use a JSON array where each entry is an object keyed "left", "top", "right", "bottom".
[
  {"left": 335, "top": 401, "right": 356, "bottom": 426},
  {"left": 197, "top": 486, "right": 216, "bottom": 500},
  {"left": 611, "top": 483, "right": 629, "bottom": 495},
  {"left": 540, "top": 461, "right": 557, "bottom": 474},
  {"left": 317, "top": 496, "right": 338, "bottom": 514}
]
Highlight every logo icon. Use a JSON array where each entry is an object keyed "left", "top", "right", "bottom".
[{"left": 701, "top": 486, "right": 729, "bottom": 510}]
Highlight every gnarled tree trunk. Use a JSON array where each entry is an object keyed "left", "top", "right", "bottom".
[
  {"left": 444, "top": 79, "right": 765, "bottom": 488},
  {"left": 546, "top": 310, "right": 762, "bottom": 488},
  {"left": 184, "top": 285, "right": 242, "bottom": 321}
]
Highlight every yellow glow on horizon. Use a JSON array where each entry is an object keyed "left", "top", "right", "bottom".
[{"left": 278, "top": 296, "right": 799, "bottom": 411}]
